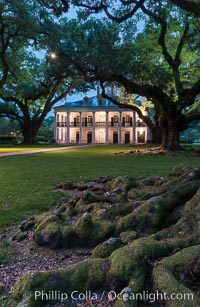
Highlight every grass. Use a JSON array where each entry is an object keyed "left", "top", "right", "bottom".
[{"left": 0, "top": 144, "right": 199, "bottom": 229}]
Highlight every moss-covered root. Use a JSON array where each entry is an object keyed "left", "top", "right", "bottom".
[
  {"left": 153, "top": 245, "right": 200, "bottom": 307},
  {"left": 116, "top": 180, "right": 200, "bottom": 233},
  {"left": 14, "top": 259, "right": 105, "bottom": 307},
  {"left": 108, "top": 238, "right": 171, "bottom": 293},
  {"left": 92, "top": 237, "right": 123, "bottom": 258},
  {"left": 152, "top": 185, "right": 200, "bottom": 245}
]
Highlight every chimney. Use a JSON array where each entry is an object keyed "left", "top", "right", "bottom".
[
  {"left": 97, "top": 86, "right": 103, "bottom": 105},
  {"left": 111, "top": 84, "right": 114, "bottom": 97},
  {"left": 97, "top": 86, "right": 100, "bottom": 97},
  {"left": 83, "top": 96, "right": 88, "bottom": 106},
  {"left": 98, "top": 95, "right": 103, "bottom": 105}
]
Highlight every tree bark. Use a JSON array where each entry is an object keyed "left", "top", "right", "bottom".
[
  {"left": 23, "top": 127, "right": 37, "bottom": 145},
  {"left": 150, "top": 126, "right": 162, "bottom": 145},
  {"left": 160, "top": 116, "right": 181, "bottom": 150},
  {"left": 22, "top": 120, "right": 40, "bottom": 145},
  {"left": 166, "top": 119, "right": 181, "bottom": 150}
]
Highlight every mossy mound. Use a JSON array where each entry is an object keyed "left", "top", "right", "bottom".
[
  {"left": 33, "top": 215, "right": 64, "bottom": 249},
  {"left": 14, "top": 259, "right": 105, "bottom": 307},
  {"left": 119, "top": 230, "right": 137, "bottom": 244},
  {"left": 108, "top": 175, "right": 136, "bottom": 192},
  {"left": 153, "top": 245, "right": 200, "bottom": 307},
  {"left": 92, "top": 237, "right": 123, "bottom": 258}
]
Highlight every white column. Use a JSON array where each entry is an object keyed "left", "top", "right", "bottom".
[
  {"left": 79, "top": 112, "right": 83, "bottom": 144},
  {"left": 92, "top": 111, "right": 96, "bottom": 144},
  {"left": 146, "top": 125, "right": 151, "bottom": 143},
  {"left": 66, "top": 112, "right": 70, "bottom": 144},
  {"left": 119, "top": 111, "right": 122, "bottom": 144},
  {"left": 106, "top": 111, "right": 109, "bottom": 144},
  {"left": 54, "top": 112, "right": 57, "bottom": 142},
  {"left": 132, "top": 111, "right": 136, "bottom": 144}
]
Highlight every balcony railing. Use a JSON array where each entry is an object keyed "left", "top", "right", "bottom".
[
  {"left": 70, "top": 122, "right": 80, "bottom": 127},
  {"left": 109, "top": 122, "right": 119, "bottom": 127},
  {"left": 57, "top": 122, "right": 67, "bottom": 127},
  {"left": 122, "top": 123, "right": 132, "bottom": 127},
  {"left": 95, "top": 122, "right": 106, "bottom": 127},
  {"left": 82, "top": 122, "right": 93, "bottom": 127},
  {"left": 136, "top": 122, "right": 146, "bottom": 127},
  {"left": 57, "top": 120, "right": 140, "bottom": 128}
]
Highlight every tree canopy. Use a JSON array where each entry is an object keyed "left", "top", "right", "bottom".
[
  {"left": 0, "top": 0, "right": 91, "bottom": 144},
  {"left": 38, "top": 0, "right": 200, "bottom": 17},
  {"left": 0, "top": 0, "right": 199, "bottom": 148},
  {"left": 45, "top": 1, "right": 199, "bottom": 149}
]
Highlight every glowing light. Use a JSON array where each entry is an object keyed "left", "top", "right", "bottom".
[{"left": 50, "top": 52, "right": 57, "bottom": 59}]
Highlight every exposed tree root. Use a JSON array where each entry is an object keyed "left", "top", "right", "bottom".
[{"left": 13, "top": 165, "right": 200, "bottom": 306}]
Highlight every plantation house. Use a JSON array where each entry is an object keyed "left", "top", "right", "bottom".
[{"left": 54, "top": 95, "right": 151, "bottom": 144}]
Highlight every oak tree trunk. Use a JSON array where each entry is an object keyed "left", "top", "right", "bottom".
[{"left": 161, "top": 118, "right": 181, "bottom": 150}]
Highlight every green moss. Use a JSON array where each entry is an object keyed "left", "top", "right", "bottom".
[
  {"left": 82, "top": 191, "right": 104, "bottom": 203},
  {"left": 153, "top": 245, "right": 200, "bottom": 307},
  {"left": 109, "top": 176, "right": 136, "bottom": 191},
  {"left": 92, "top": 238, "right": 123, "bottom": 258},
  {"left": 61, "top": 225, "right": 75, "bottom": 247},
  {"left": 14, "top": 259, "right": 105, "bottom": 307},
  {"left": 116, "top": 198, "right": 158, "bottom": 233},
  {"left": 116, "top": 180, "right": 200, "bottom": 234},
  {"left": 74, "top": 213, "right": 115, "bottom": 245},
  {"left": 127, "top": 188, "right": 143, "bottom": 200},
  {"left": 70, "top": 259, "right": 105, "bottom": 291},
  {"left": 111, "top": 190, "right": 128, "bottom": 203},
  {"left": 33, "top": 215, "right": 63, "bottom": 249},
  {"left": 12, "top": 232, "right": 27, "bottom": 241},
  {"left": 89, "top": 221, "right": 115, "bottom": 245},
  {"left": 19, "top": 217, "right": 35, "bottom": 231},
  {"left": 169, "top": 164, "right": 192, "bottom": 177},
  {"left": 58, "top": 205, "right": 74, "bottom": 221},
  {"left": 109, "top": 238, "right": 170, "bottom": 293},
  {"left": 14, "top": 273, "right": 33, "bottom": 301},
  {"left": 75, "top": 213, "right": 92, "bottom": 239},
  {"left": 120, "top": 231, "right": 137, "bottom": 244},
  {"left": 100, "top": 203, "right": 133, "bottom": 220},
  {"left": 74, "top": 199, "right": 95, "bottom": 213}
]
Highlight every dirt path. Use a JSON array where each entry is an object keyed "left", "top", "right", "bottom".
[{"left": 0, "top": 145, "right": 92, "bottom": 157}]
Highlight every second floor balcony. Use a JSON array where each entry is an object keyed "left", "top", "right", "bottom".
[
  {"left": 57, "top": 120, "right": 145, "bottom": 128},
  {"left": 57, "top": 122, "right": 67, "bottom": 127}
]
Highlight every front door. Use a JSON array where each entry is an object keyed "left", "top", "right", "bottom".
[
  {"left": 137, "top": 131, "right": 145, "bottom": 143},
  {"left": 76, "top": 131, "right": 79, "bottom": 143},
  {"left": 99, "top": 131, "right": 105, "bottom": 143},
  {"left": 113, "top": 132, "right": 118, "bottom": 144},
  {"left": 125, "top": 132, "right": 130, "bottom": 144},
  {"left": 87, "top": 132, "right": 92, "bottom": 144}
]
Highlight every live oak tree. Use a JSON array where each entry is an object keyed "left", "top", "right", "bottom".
[
  {"left": 100, "top": 12, "right": 200, "bottom": 149},
  {"left": 1, "top": 0, "right": 199, "bottom": 147},
  {"left": 100, "top": 83, "right": 163, "bottom": 145},
  {"left": 49, "top": 7, "right": 199, "bottom": 149},
  {"left": 42, "top": 0, "right": 200, "bottom": 150},
  {"left": 0, "top": 0, "right": 87, "bottom": 144},
  {"left": 0, "top": 47, "right": 84, "bottom": 144},
  {"left": 38, "top": 0, "right": 200, "bottom": 17}
]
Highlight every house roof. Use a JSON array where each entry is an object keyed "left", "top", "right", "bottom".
[{"left": 54, "top": 96, "right": 118, "bottom": 110}]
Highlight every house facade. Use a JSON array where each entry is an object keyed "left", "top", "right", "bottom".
[{"left": 54, "top": 96, "right": 151, "bottom": 144}]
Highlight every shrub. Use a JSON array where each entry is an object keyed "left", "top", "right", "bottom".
[{"left": 0, "top": 135, "right": 23, "bottom": 144}]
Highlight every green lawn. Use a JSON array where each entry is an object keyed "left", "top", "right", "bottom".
[{"left": 0, "top": 145, "right": 199, "bottom": 228}]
